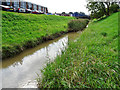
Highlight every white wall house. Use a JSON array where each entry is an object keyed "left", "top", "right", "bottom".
[{"left": 28, "top": 2, "right": 32, "bottom": 9}]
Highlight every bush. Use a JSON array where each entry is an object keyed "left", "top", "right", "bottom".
[
  {"left": 110, "top": 4, "right": 119, "bottom": 14},
  {"left": 68, "top": 19, "right": 89, "bottom": 32}
]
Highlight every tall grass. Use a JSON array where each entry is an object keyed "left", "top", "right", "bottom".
[
  {"left": 37, "top": 12, "right": 119, "bottom": 88},
  {"left": 0, "top": 31, "right": 1, "bottom": 58}
]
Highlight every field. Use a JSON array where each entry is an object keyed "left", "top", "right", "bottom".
[
  {"left": 37, "top": 12, "right": 119, "bottom": 88},
  {"left": 2, "top": 11, "right": 75, "bottom": 59}
]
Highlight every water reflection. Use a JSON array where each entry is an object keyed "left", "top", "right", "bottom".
[
  {"left": 2, "top": 36, "right": 68, "bottom": 88},
  {"left": 1, "top": 31, "right": 81, "bottom": 88}
]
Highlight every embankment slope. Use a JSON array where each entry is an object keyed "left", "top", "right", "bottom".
[
  {"left": 2, "top": 11, "right": 75, "bottom": 59},
  {"left": 38, "top": 12, "right": 119, "bottom": 88}
]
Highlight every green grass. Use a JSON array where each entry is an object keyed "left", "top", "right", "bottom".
[
  {"left": 0, "top": 11, "right": 2, "bottom": 57},
  {"left": 37, "top": 12, "right": 119, "bottom": 88},
  {"left": 2, "top": 11, "right": 75, "bottom": 58}
]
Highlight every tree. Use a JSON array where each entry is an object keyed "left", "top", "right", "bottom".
[
  {"left": 86, "top": 0, "right": 119, "bottom": 19},
  {"left": 86, "top": 2, "right": 104, "bottom": 19},
  {"left": 62, "top": 12, "right": 66, "bottom": 14},
  {"left": 69, "top": 12, "right": 73, "bottom": 14},
  {"left": 109, "top": 3, "right": 119, "bottom": 14}
]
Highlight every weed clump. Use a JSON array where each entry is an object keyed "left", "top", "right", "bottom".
[
  {"left": 101, "top": 32, "right": 107, "bottom": 37},
  {"left": 68, "top": 19, "right": 89, "bottom": 32}
]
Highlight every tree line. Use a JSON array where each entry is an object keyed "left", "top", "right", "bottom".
[{"left": 86, "top": 0, "right": 119, "bottom": 19}]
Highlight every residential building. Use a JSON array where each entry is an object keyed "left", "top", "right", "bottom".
[{"left": 1, "top": 0, "right": 48, "bottom": 13}]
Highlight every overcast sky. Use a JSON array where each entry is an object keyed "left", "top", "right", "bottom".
[{"left": 25, "top": 0, "right": 89, "bottom": 15}]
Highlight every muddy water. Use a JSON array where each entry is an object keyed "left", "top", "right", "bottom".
[{"left": 1, "top": 31, "right": 81, "bottom": 88}]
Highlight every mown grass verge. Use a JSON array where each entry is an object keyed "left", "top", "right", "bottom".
[
  {"left": 37, "top": 12, "right": 119, "bottom": 88},
  {"left": 2, "top": 11, "right": 88, "bottom": 59}
]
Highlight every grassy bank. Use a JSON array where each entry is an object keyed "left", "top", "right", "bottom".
[
  {"left": 2, "top": 11, "right": 76, "bottom": 59},
  {"left": 2, "top": 11, "right": 89, "bottom": 59},
  {"left": 37, "top": 12, "right": 119, "bottom": 88}
]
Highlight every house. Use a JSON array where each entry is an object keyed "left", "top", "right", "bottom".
[{"left": 0, "top": 0, "right": 48, "bottom": 14}]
